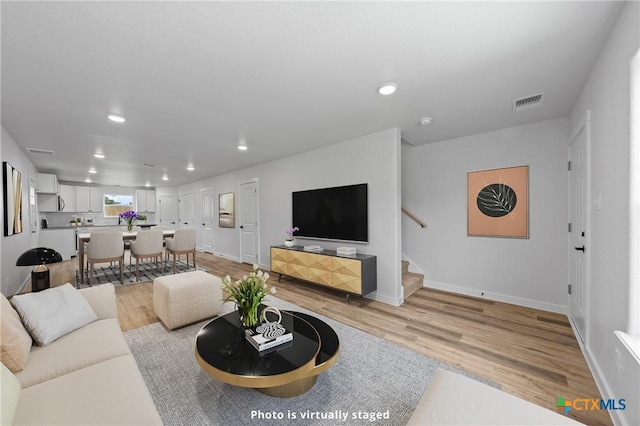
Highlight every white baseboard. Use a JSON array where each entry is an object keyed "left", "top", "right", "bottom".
[
  {"left": 365, "top": 291, "right": 403, "bottom": 307},
  {"left": 424, "top": 279, "right": 567, "bottom": 314}
]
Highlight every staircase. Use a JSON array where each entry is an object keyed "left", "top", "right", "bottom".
[{"left": 402, "top": 260, "right": 424, "bottom": 298}]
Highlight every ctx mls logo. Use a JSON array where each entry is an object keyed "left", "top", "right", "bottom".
[{"left": 555, "top": 396, "right": 626, "bottom": 414}]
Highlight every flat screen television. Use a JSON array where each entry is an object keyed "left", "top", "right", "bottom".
[{"left": 292, "top": 183, "right": 368, "bottom": 243}]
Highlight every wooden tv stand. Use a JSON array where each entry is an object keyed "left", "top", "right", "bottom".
[{"left": 270, "top": 246, "right": 376, "bottom": 303}]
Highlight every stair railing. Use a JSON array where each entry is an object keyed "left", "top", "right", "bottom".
[{"left": 401, "top": 207, "right": 427, "bottom": 228}]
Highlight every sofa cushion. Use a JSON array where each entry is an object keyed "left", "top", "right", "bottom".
[
  {"left": 15, "top": 318, "right": 131, "bottom": 388},
  {"left": 10, "top": 283, "right": 97, "bottom": 346},
  {"left": 78, "top": 283, "right": 118, "bottom": 320},
  {"left": 0, "top": 294, "right": 32, "bottom": 373},
  {"left": 14, "top": 354, "right": 162, "bottom": 425},
  {"left": 1, "top": 363, "right": 21, "bottom": 425}
]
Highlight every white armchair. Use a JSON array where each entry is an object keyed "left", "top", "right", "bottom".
[
  {"left": 130, "top": 229, "right": 164, "bottom": 281},
  {"left": 86, "top": 232, "right": 125, "bottom": 285},
  {"left": 165, "top": 229, "right": 196, "bottom": 274}
]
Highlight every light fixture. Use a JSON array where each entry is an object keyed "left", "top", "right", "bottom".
[
  {"left": 378, "top": 83, "right": 397, "bottom": 96},
  {"left": 85, "top": 178, "right": 92, "bottom": 183},
  {"left": 16, "top": 247, "right": 63, "bottom": 292},
  {"left": 88, "top": 168, "right": 97, "bottom": 174},
  {"left": 94, "top": 153, "right": 106, "bottom": 159},
  {"left": 187, "top": 164, "right": 195, "bottom": 171},
  {"left": 419, "top": 117, "right": 432, "bottom": 126},
  {"left": 162, "top": 175, "right": 169, "bottom": 181},
  {"left": 107, "top": 114, "right": 126, "bottom": 123},
  {"left": 237, "top": 145, "right": 248, "bottom": 151},
  {"left": 145, "top": 182, "right": 150, "bottom": 187}
]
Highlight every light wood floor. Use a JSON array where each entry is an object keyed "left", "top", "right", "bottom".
[{"left": 43, "top": 252, "right": 611, "bottom": 426}]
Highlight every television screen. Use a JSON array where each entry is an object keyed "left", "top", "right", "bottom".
[{"left": 292, "top": 183, "right": 368, "bottom": 243}]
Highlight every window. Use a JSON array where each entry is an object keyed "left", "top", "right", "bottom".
[{"left": 104, "top": 194, "right": 134, "bottom": 218}]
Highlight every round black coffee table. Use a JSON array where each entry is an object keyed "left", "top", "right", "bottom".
[{"left": 195, "top": 308, "right": 339, "bottom": 397}]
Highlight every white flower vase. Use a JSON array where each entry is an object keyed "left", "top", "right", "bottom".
[{"left": 284, "top": 239, "right": 295, "bottom": 248}]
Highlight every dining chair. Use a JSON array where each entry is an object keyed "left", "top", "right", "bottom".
[
  {"left": 86, "top": 231, "right": 125, "bottom": 285},
  {"left": 129, "top": 229, "right": 164, "bottom": 281},
  {"left": 165, "top": 229, "right": 196, "bottom": 274}
]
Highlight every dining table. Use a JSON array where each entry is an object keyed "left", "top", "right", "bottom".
[{"left": 77, "top": 229, "right": 175, "bottom": 284}]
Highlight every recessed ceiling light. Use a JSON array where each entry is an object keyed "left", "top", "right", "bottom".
[
  {"left": 94, "top": 153, "right": 106, "bottom": 159},
  {"left": 237, "top": 145, "right": 248, "bottom": 151},
  {"left": 145, "top": 182, "right": 150, "bottom": 187},
  {"left": 88, "top": 168, "right": 97, "bottom": 174},
  {"left": 187, "top": 164, "right": 195, "bottom": 171},
  {"left": 107, "top": 114, "right": 126, "bottom": 123},
  {"left": 85, "top": 178, "right": 92, "bottom": 183},
  {"left": 419, "top": 117, "right": 432, "bottom": 126},
  {"left": 162, "top": 175, "right": 169, "bottom": 181},
  {"left": 378, "top": 83, "right": 397, "bottom": 96}
]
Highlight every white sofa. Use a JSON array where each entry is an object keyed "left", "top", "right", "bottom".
[{"left": 1, "top": 283, "right": 162, "bottom": 425}]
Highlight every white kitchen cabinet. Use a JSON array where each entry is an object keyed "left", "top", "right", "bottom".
[
  {"left": 76, "top": 186, "right": 103, "bottom": 213},
  {"left": 38, "top": 194, "right": 60, "bottom": 212},
  {"left": 36, "top": 173, "right": 58, "bottom": 194},
  {"left": 135, "top": 189, "right": 156, "bottom": 213},
  {"left": 59, "top": 184, "right": 76, "bottom": 212}
]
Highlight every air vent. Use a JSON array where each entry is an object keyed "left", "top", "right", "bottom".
[
  {"left": 513, "top": 92, "right": 545, "bottom": 111},
  {"left": 26, "top": 148, "right": 54, "bottom": 155},
  {"left": 143, "top": 163, "right": 156, "bottom": 167}
]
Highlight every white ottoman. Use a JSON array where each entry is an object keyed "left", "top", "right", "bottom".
[{"left": 153, "top": 271, "right": 222, "bottom": 330}]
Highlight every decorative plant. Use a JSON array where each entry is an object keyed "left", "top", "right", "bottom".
[
  {"left": 285, "top": 226, "right": 299, "bottom": 241},
  {"left": 221, "top": 264, "right": 276, "bottom": 327},
  {"left": 119, "top": 210, "right": 140, "bottom": 231}
]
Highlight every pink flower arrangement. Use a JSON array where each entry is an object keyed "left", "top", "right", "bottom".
[{"left": 286, "top": 226, "right": 299, "bottom": 240}]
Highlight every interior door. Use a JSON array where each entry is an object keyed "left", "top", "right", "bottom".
[
  {"left": 568, "top": 115, "right": 590, "bottom": 344},
  {"left": 200, "top": 188, "right": 214, "bottom": 253},
  {"left": 178, "top": 192, "right": 194, "bottom": 229},
  {"left": 239, "top": 180, "right": 259, "bottom": 264},
  {"left": 158, "top": 195, "right": 178, "bottom": 228}
]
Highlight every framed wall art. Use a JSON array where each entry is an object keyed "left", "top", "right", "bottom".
[
  {"left": 467, "top": 165, "right": 529, "bottom": 238},
  {"left": 219, "top": 192, "right": 235, "bottom": 228},
  {"left": 3, "top": 161, "right": 23, "bottom": 236}
]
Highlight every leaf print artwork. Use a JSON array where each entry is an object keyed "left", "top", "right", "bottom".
[{"left": 476, "top": 182, "right": 517, "bottom": 217}]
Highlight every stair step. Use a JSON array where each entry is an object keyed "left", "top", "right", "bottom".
[
  {"left": 402, "top": 270, "right": 423, "bottom": 298},
  {"left": 402, "top": 260, "right": 409, "bottom": 273}
]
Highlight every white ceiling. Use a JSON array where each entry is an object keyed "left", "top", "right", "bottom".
[{"left": 1, "top": 1, "right": 623, "bottom": 187}]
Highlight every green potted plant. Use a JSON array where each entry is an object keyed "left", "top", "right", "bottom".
[{"left": 221, "top": 265, "right": 276, "bottom": 328}]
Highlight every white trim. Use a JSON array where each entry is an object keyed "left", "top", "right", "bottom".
[
  {"left": 424, "top": 279, "right": 566, "bottom": 314},
  {"left": 364, "top": 291, "right": 403, "bottom": 307},
  {"left": 213, "top": 251, "right": 241, "bottom": 263},
  {"left": 628, "top": 48, "right": 640, "bottom": 336}
]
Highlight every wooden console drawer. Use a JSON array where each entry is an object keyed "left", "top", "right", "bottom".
[{"left": 270, "top": 246, "right": 376, "bottom": 300}]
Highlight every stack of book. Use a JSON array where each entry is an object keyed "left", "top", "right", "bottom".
[
  {"left": 337, "top": 246, "right": 357, "bottom": 256},
  {"left": 303, "top": 245, "right": 324, "bottom": 253},
  {"left": 245, "top": 327, "right": 293, "bottom": 352}
]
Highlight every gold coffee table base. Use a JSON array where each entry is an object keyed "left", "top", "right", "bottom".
[{"left": 257, "top": 375, "right": 318, "bottom": 398}]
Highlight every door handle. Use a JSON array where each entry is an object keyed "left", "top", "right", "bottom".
[
  {"left": 574, "top": 246, "right": 585, "bottom": 252},
  {"left": 240, "top": 225, "right": 244, "bottom": 229}
]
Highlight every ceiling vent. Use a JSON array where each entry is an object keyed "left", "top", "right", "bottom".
[
  {"left": 143, "top": 163, "right": 156, "bottom": 167},
  {"left": 513, "top": 92, "right": 545, "bottom": 111},
  {"left": 26, "top": 148, "right": 54, "bottom": 155}
]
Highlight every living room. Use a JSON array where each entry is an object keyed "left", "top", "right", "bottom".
[{"left": 1, "top": 2, "right": 639, "bottom": 425}]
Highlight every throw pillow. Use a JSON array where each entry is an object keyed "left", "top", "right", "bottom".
[
  {"left": 10, "top": 283, "right": 98, "bottom": 346},
  {"left": 0, "top": 294, "right": 32, "bottom": 372}
]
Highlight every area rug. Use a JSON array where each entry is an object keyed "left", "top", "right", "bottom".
[
  {"left": 76, "top": 259, "right": 206, "bottom": 287},
  {"left": 124, "top": 297, "right": 499, "bottom": 426}
]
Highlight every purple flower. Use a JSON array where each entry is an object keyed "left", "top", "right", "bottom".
[
  {"left": 119, "top": 210, "right": 140, "bottom": 222},
  {"left": 286, "top": 226, "right": 299, "bottom": 237}
]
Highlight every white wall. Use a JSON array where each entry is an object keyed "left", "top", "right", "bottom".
[
  {"left": 1, "top": 127, "right": 39, "bottom": 296},
  {"left": 402, "top": 117, "right": 570, "bottom": 313},
  {"left": 185, "top": 128, "right": 403, "bottom": 305},
  {"left": 570, "top": 2, "right": 639, "bottom": 425}
]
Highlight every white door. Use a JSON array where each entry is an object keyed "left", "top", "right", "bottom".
[
  {"left": 568, "top": 114, "right": 590, "bottom": 343},
  {"left": 178, "top": 192, "right": 194, "bottom": 228},
  {"left": 158, "top": 195, "right": 178, "bottom": 228},
  {"left": 200, "top": 188, "right": 215, "bottom": 253},
  {"left": 239, "top": 180, "right": 259, "bottom": 264}
]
